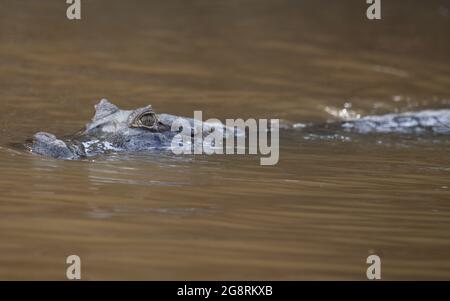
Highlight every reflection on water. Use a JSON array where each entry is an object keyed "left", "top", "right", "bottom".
[{"left": 0, "top": 0, "right": 450, "bottom": 279}]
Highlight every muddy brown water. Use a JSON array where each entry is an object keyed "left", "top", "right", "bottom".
[{"left": 0, "top": 0, "right": 449, "bottom": 280}]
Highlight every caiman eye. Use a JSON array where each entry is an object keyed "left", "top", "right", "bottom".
[
  {"left": 139, "top": 113, "right": 157, "bottom": 127},
  {"left": 129, "top": 106, "right": 169, "bottom": 132},
  {"left": 131, "top": 112, "right": 157, "bottom": 128}
]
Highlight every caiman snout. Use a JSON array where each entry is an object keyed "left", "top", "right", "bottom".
[{"left": 32, "top": 132, "right": 76, "bottom": 160}]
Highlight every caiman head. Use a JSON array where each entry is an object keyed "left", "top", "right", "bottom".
[{"left": 31, "top": 99, "right": 174, "bottom": 160}]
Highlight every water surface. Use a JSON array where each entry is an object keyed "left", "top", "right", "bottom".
[{"left": 0, "top": 0, "right": 449, "bottom": 279}]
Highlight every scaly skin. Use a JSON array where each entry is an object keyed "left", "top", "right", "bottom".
[
  {"left": 341, "top": 109, "right": 450, "bottom": 134},
  {"left": 31, "top": 99, "right": 235, "bottom": 159},
  {"left": 300, "top": 109, "right": 450, "bottom": 135},
  {"left": 30, "top": 99, "right": 450, "bottom": 160}
]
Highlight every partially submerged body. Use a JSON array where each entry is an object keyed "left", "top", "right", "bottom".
[
  {"left": 29, "top": 99, "right": 450, "bottom": 160},
  {"left": 31, "top": 99, "right": 231, "bottom": 160},
  {"left": 310, "top": 109, "right": 450, "bottom": 135}
]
